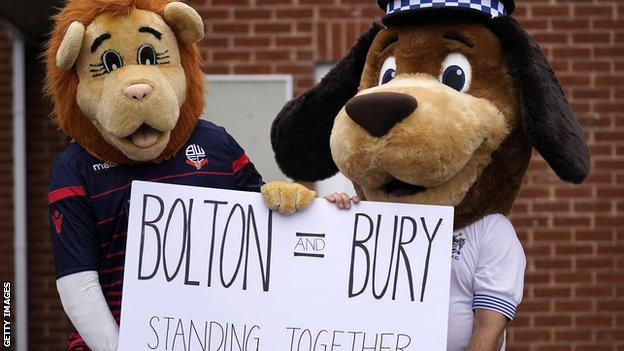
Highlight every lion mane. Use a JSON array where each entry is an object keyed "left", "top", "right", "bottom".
[{"left": 44, "top": 0, "right": 205, "bottom": 164}]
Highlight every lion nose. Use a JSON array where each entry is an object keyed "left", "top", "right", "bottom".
[
  {"left": 345, "top": 92, "right": 418, "bottom": 137},
  {"left": 123, "top": 84, "right": 153, "bottom": 101}
]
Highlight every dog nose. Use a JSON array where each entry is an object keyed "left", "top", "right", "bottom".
[
  {"left": 123, "top": 84, "right": 153, "bottom": 101},
  {"left": 345, "top": 92, "right": 418, "bottom": 137}
]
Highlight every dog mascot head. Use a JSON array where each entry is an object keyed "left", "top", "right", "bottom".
[
  {"left": 45, "top": 0, "right": 205, "bottom": 164},
  {"left": 271, "top": 0, "right": 590, "bottom": 229}
]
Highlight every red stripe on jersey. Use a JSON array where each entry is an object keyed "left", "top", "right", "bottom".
[
  {"left": 101, "top": 232, "right": 127, "bottom": 248},
  {"left": 96, "top": 210, "right": 126, "bottom": 226},
  {"left": 151, "top": 170, "right": 234, "bottom": 183},
  {"left": 91, "top": 183, "right": 131, "bottom": 200},
  {"left": 101, "top": 279, "right": 123, "bottom": 289},
  {"left": 101, "top": 265, "right": 125, "bottom": 274},
  {"left": 91, "top": 171, "right": 235, "bottom": 200},
  {"left": 232, "top": 154, "right": 250, "bottom": 173},
  {"left": 48, "top": 186, "right": 86, "bottom": 204},
  {"left": 105, "top": 250, "right": 125, "bottom": 259}
]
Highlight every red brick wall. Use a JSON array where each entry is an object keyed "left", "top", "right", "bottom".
[
  {"left": 9, "top": 0, "right": 623, "bottom": 349},
  {"left": 506, "top": 2, "right": 623, "bottom": 350},
  {"left": 192, "top": 0, "right": 381, "bottom": 93}
]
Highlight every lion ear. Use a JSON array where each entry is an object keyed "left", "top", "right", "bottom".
[
  {"left": 164, "top": 2, "right": 204, "bottom": 44},
  {"left": 56, "top": 21, "right": 85, "bottom": 70}
]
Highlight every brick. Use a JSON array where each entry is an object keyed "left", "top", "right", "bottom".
[
  {"left": 555, "top": 244, "right": 594, "bottom": 255},
  {"left": 534, "top": 315, "right": 573, "bottom": 327},
  {"left": 596, "top": 301, "right": 624, "bottom": 312},
  {"left": 513, "top": 330, "right": 551, "bottom": 342},
  {"left": 555, "top": 272, "right": 592, "bottom": 284},
  {"left": 525, "top": 272, "right": 551, "bottom": 284},
  {"left": 593, "top": 19, "right": 624, "bottom": 30},
  {"left": 552, "top": 216, "right": 591, "bottom": 227},
  {"left": 554, "top": 330, "right": 592, "bottom": 341},
  {"left": 233, "top": 9, "right": 271, "bottom": 19},
  {"left": 533, "top": 229, "right": 571, "bottom": 241},
  {"left": 576, "top": 286, "right": 615, "bottom": 298},
  {"left": 554, "top": 300, "right": 592, "bottom": 313},
  {"left": 552, "top": 19, "right": 590, "bottom": 30},
  {"left": 534, "top": 287, "right": 573, "bottom": 298},
  {"left": 572, "top": 61, "right": 612, "bottom": 72},
  {"left": 576, "top": 314, "right": 614, "bottom": 327},
  {"left": 532, "top": 5, "right": 571, "bottom": 17},
  {"left": 576, "top": 229, "right": 614, "bottom": 241},
  {"left": 534, "top": 258, "right": 572, "bottom": 269},
  {"left": 534, "top": 345, "right": 571, "bottom": 351},
  {"left": 573, "top": 5, "right": 616, "bottom": 17}
]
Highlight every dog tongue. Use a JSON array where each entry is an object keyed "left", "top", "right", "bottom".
[{"left": 130, "top": 125, "right": 160, "bottom": 148}]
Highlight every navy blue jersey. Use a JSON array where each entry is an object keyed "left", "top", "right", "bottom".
[{"left": 48, "top": 120, "right": 263, "bottom": 350}]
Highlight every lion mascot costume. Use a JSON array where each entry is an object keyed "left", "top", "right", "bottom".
[
  {"left": 44, "top": 1, "right": 313, "bottom": 350},
  {"left": 271, "top": 0, "right": 590, "bottom": 350}
]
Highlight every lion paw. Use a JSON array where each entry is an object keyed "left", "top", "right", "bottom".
[{"left": 261, "top": 181, "right": 316, "bottom": 215}]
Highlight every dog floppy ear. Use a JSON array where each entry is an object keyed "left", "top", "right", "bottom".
[
  {"left": 271, "top": 23, "right": 383, "bottom": 181},
  {"left": 489, "top": 16, "right": 590, "bottom": 184},
  {"left": 56, "top": 21, "right": 85, "bottom": 70},
  {"left": 164, "top": 2, "right": 204, "bottom": 44}
]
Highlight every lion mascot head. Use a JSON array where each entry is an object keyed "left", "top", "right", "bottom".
[{"left": 45, "top": 0, "right": 205, "bottom": 164}]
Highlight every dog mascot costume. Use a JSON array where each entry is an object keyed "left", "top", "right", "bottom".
[
  {"left": 45, "top": 1, "right": 313, "bottom": 350},
  {"left": 271, "top": 0, "right": 590, "bottom": 350}
]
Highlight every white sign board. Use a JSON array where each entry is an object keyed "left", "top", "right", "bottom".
[{"left": 119, "top": 181, "right": 454, "bottom": 351}]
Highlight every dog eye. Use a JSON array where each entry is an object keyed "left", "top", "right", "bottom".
[
  {"left": 102, "top": 50, "right": 123, "bottom": 73},
  {"left": 137, "top": 44, "right": 156, "bottom": 66},
  {"left": 440, "top": 53, "right": 472, "bottom": 92},
  {"left": 378, "top": 56, "right": 397, "bottom": 85}
]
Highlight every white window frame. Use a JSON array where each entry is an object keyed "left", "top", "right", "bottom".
[{"left": 204, "top": 74, "right": 294, "bottom": 101}]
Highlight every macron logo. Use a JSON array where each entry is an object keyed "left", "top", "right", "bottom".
[{"left": 92, "top": 162, "right": 117, "bottom": 172}]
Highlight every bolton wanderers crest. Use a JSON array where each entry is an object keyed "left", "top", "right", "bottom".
[{"left": 185, "top": 144, "right": 208, "bottom": 170}]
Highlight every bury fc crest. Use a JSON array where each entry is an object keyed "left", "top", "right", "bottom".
[
  {"left": 452, "top": 233, "right": 466, "bottom": 261},
  {"left": 185, "top": 144, "right": 208, "bottom": 170}
]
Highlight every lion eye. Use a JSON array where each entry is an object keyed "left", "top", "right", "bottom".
[
  {"left": 102, "top": 50, "right": 123, "bottom": 73},
  {"left": 137, "top": 44, "right": 156, "bottom": 66}
]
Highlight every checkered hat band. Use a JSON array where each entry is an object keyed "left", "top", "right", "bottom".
[{"left": 387, "top": 0, "right": 507, "bottom": 18}]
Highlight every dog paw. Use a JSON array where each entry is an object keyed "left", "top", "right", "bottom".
[{"left": 261, "top": 181, "right": 316, "bottom": 215}]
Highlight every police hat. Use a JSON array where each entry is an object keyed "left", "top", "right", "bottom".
[{"left": 378, "top": 0, "right": 516, "bottom": 25}]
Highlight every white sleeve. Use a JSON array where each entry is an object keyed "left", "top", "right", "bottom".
[
  {"left": 56, "top": 271, "right": 119, "bottom": 351},
  {"left": 472, "top": 215, "right": 526, "bottom": 321}
]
